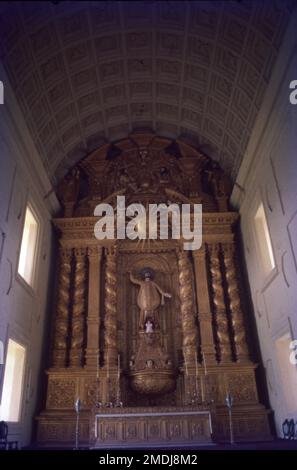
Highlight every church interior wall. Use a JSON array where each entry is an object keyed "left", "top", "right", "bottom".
[
  {"left": 0, "top": 63, "right": 59, "bottom": 447},
  {"left": 231, "top": 12, "right": 297, "bottom": 437}
]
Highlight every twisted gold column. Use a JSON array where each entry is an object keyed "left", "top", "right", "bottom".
[
  {"left": 70, "top": 247, "right": 87, "bottom": 367},
  {"left": 104, "top": 247, "right": 118, "bottom": 367},
  {"left": 85, "top": 246, "right": 102, "bottom": 368},
  {"left": 222, "top": 243, "right": 249, "bottom": 362},
  {"left": 193, "top": 246, "right": 216, "bottom": 364},
  {"left": 177, "top": 250, "right": 198, "bottom": 369},
  {"left": 52, "top": 248, "right": 72, "bottom": 367},
  {"left": 208, "top": 244, "right": 232, "bottom": 362}
]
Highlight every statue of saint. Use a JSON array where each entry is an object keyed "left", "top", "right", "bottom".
[
  {"left": 58, "top": 167, "right": 80, "bottom": 204},
  {"left": 129, "top": 268, "right": 171, "bottom": 329},
  {"left": 204, "top": 161, "right": 232, "bottom": 198},
  {"left": 144, "top": 318, "right": 154, "bottom": 333}
]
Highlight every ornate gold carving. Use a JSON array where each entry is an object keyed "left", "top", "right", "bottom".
[
  {"left": 177, "top": 250, "right": 198, "bottom": 367},
  {"left": 92, "top": 406, "right": 212, "bottom": 446},
  {"left": 84, "top": 379, "right": 101, "bottom": 408},
  {"left": 129, "top": 269, "right": 171, "bottom": 330},
  {"left": 192, "top": 246, "right": 216, "bottom": 362},
  {"left": 70, "top": 248, "right": 87, "bottom": 367},
  {"left": 226, "top": 374, "right": 257, "bottom": 402},
  {"left": 38, "top": 421, "right": 89, "bottom": 443},
  {"left": 38, "top": 134, "right": 271, "bottom": 446},
  {"left": 204, "top": 162, "right": 232, "bottom": 211},
  {"left": 57, "top": 168, "right": 80, "bottom": 217},
  {"left": 127, "top": 424, "right": 137, "bottom": 439},
  {"left": 47, "top": 379, "right": 76, "bottom": 408},
  {"left": 52, "top": 248, "right": 72, "bottom": 367},
  {"left": 208, "top": 244, "right": 232, "bottom": 362},
  {"left": 130, "top": 369, "right": 176, "bottom": 395},
  {"left": 85, "top": 246, "right": 102, "bottom": 368},
  {"left": 199, "top": 374, "right": 220, "bottom": 403},
  {"left": 104, "top": 248, "right": 118, "bottom": 366},
  {"left": 222, "top": 243, "right": 249, "bottom": 361},
  {"left": 128, "top": 267, "right": 175, "bottom": 395}
]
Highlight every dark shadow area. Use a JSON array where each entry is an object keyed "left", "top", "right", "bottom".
[{"left": 30, "top": 225, "right": 60, "bottom": 446}]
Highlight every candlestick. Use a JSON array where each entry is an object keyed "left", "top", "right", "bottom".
[
  {"left": 107, "top": 354, "right": 110, "bottom": 380},
  {"left": 201, "top": 375, "right": 206, "bottom": 403},
  {"left": 226, "top": 391, "right": 234, "bottom": 444},
  {"left": 74, "top": 398, "right": 81, "bottom": 450},
  {"left": 195, "top": 351, "right": 199, "bottom": 399},
  {"left": 96, "top": 353, "right": 99, "bottom": 405},
  {"left": 195, "top": 351, "right": 198, "bottom": 378},
  {"left": 202, "top": 352, "right": 207, "bottom": 375},
  {"left": 185, "top": 359, "right": 188, "bottom": 376},
  {"left": 116, "top": 353, "right": 121, "bottom": 406}
]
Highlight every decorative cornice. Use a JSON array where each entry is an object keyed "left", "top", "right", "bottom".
[{"left": 53, "top": 212, "right": 238, "bottom": 243}]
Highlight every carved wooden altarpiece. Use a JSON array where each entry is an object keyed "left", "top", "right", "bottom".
[{"left": 36, "top": 133, "right": 271, "bottom": 447}]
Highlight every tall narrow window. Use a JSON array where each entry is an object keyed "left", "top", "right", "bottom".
[
  {"left": 18, "top": 205, "right": 39, "bottom": 286},
  {"left": 254, "top": 202, "right": 275, "bottom": 275},
  {"left": 0, "top": 339, "right": 26, "bottom": 422}
]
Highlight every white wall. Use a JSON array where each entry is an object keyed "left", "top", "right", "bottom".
[
  {"left": 0, "top": 63, "right": 59, "bottom": 447},
  {"left": 231, "top": 12, "right": 297, "bottom": 437}
]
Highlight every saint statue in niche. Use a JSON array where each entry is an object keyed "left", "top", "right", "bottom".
[
  {"left": 144, "top": 318, "right": 154, "bottom": 333},
  {"left": 146, "top": 359, "right": 154, "bottom": 369},
  {"left": 129, "top": 267, "right": 171, "bottom": 329},
  {"left": 159, "top": 166, "right": 170, "bottom": 184}
]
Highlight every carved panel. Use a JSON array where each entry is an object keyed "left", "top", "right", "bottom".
[
  {"left": 47, "top": 379, "right": 76, "bottom": 408},
  {"left": 93, "top": 408, "right": 212, "bottom": 446},
  {"left": 84, "top": 379, "right": 101, "bottom": 408},
  {"left": 38, "top": 421, "right": 89, "bottom": 443},
  {"left": 226, "top": 374, "right": 257, "bottom": 402}
]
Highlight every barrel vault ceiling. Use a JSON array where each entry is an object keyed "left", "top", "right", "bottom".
[{"left": 0, "top": 1, "right": 294, "bottom": 185}]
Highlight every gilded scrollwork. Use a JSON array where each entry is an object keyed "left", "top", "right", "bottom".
[
  {"left": 104, "top": 248, "right": 118, "bottom": 366},
  {"left": 52, "top": 248, "right": 72, "bottom": 367},
  {"left": 70, "top": 247, "right": 87, "bottom": 366},
  {"left": 84, "top": 379, "right": 101, "bottom": 408},
  {"left": 226, "top": 374, "right": 257, "bottom": 402},
  {"left": 39, "top": 134, "right": 271, "bottom": 446},
  {"left": 208, "top": 244, "right": 232, "bottom": 362},
  {"left": 177, "top": 250, "right": 197, "bottom": 367},
  {"left": 47, "top": 379, "right": 76, "bottom": 408},
  {"left": 222, "top": 243, "right": 249, "bottom": 361}
]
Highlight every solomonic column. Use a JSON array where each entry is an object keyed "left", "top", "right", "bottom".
[
  {"left": 70, "top": 247, "right": 87, "bottom": 367},
  {"left": 177, "top": 249, "right": 198, "bottom": 400},
  {"left": 104, "top": 247, "right": 118, "bottom": 368},
  {"left": 222, "top": 243, "right": 250, "bottom": 362},
  {"left": 192, "top": 246, "right": 216, "bottom": 364},
  {"left": 208, "top": 244, "right": 232, "bottom": 362},
  {"left": 52, "top": 247, "right": 72, "bottom": 367},
  {"left": 85, "top": 246, "right": 102, "bottom": 368}
]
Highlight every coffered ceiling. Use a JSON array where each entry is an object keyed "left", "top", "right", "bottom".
[{"left": 0, "top": 1, "right": 293, "bottom": 185}]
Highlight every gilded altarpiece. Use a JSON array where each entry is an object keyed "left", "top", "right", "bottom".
[{"left": 36, "top": 133, "right": 271, "bottom": 447}]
